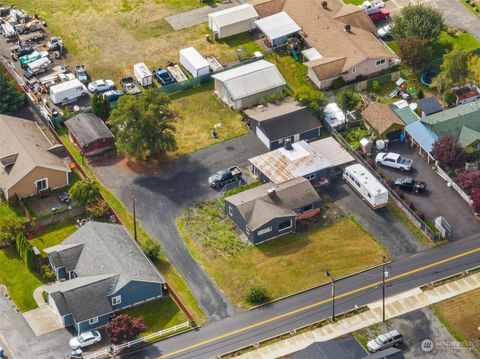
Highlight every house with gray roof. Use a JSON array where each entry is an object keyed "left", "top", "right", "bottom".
[
  {"left": 65, "top": 113, "right": 115, "bottom": 158},
  {"left": 44, "top": 222, "right": 165, "bottom": 333},
  {"left": 224, "top": 177, "right": 321, "bottom": 244}
]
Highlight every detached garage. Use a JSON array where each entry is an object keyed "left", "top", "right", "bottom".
[
  {"left": 362, "top": 103, "right": 404, "bottom": 141},
  {"left": 208, "top": 4, "right": 259, "bottom": 40},
  {"left": 255, "top": 11, "right": 301, "bottom": 48},
  {"left": 179, "top": 47, "right": 210, "bottom": 78}
]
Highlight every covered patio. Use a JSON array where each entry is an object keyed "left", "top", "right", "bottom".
[{"left": 404, "top": 120, "right": 438, "bottom": 164}]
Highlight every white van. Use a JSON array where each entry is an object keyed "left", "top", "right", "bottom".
[
  {"left": 133, "top": 63, "right": 153, "bottom": 87},
  {"left": 49, "top": 79, "right": 88, "bottom": 105},
  {"left": 343, "top": 163, "right": 388, "bottom": 209}
]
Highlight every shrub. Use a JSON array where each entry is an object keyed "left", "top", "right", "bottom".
[
  {"left": 42, "top": 291, "right": 48, "bottom": 303},
  {"left": 293, "top": 86, "right": 328, "bottom": 117},
  {"left": 246, "top": 285, "right": 270, "bottom": 305},
  {"left": 414, "top": 210, "right": 425, "bottom": 220},
  {"left": 371, "top": 80, "right": 382, "bottom": 93},
  {"left": 394, "top": 189, "right": 404, "bottom": 199},
  {"left": 431, "top": 135, "right": 467, "bottom": 169},
  {"left": 386, "top": 179, "right": 395, "bottom": 188},
  {"left": 471, "top": 188, "right": 480, "bottom": 214},
  {"left": 0, "top": 214, "right": 24, "bottom": 247},
  {"left": 69, "top": 180, "right": 100, "bottom": 205},
  {"left": 443, "top": 89, "right": 457, "bottom": 107},
  {"left": 457, "top": 171, "right": 480, "bottom": 194},
  {"left": 41, "top": 265, "right": 56, "bottom": 282},
  {"left": 405, "top": 199, "right": 414, "bottom": 209},
  {"left": 331, "top": 77, "right": 347, "bottom": 90},
  {"left": 417, "top": 88, "right": 424, "bottom": 99},
  {"left": 86, "top": 198, "right": 110, "bottom": 218},
  {"left": 105, "top": 314, "right": 147, "bottom": 344},
  {"left": 141, "top": 237, "right": 161, "bottom": 259}
]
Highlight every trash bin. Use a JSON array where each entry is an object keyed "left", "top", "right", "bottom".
[
  {"left": 0, "top": 345, "right": 4, "bottom": 357},
  {"left": 400, "top": 134, "right": 406, "bottom": 142}
]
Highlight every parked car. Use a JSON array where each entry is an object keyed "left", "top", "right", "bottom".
[
  {"left": 395, "top": 177, "right": 427, "bottom": 192},
  {"left": 369, "top": 8, "right": 390, "bottom": 21},
  {"left": 208, "top": 167, "right": 242, "bottom": 188},
  {"left": 377, "top": 24, "right": 392, "bottom": 39},
  {"left": 103, "top": 90, "right": 124, "bottom": 102},
  {"left": 75, "top": 65, "right": 88, "bottom": 83},
  {"left": 361, "top": 0, "right": 385, "bottom": 15},
  {"left": 367, "top": 329, "right": 403, "bottom": 352},
  {"left": 69, "top": 331, "right": 102, "bottom": 350},
  {"left": 88, "top": 79, "right": 115, "bottom": 93},
  {"left": 376, "top": 152, "right": 413, "bottom": 171}
]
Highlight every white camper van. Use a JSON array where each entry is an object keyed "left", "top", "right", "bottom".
[
  {"left": 133, "top": 63, "right": 153, "bottom": 87},
  {"left": 343, "top": 163, "right": 388, "bottom": 209},
  {"left": 49, "top": 79, "right": 88, "bottom": 105}
]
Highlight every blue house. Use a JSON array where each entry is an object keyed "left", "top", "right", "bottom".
[{"left": 44, "top": 222, "right": 165, "bottom": 333}]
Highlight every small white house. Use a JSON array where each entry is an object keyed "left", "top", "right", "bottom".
[
  {"left": 179, "top": 47, "right": 210, "bottom": 78},
  {"left": 208, "top": 4, "right": 259, "bottom": 40},
  {"left": 133, "top": 63, "right": 153, "bottom": 87},
  {"left": 343, "top": 164, "right": 388, "bottom": 209}
]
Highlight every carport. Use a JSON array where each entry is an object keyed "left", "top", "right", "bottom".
[
  {"left": 254, "top": 11, "right": 301, "bottom": 48},
  {"left": 404, "top": 120, "right": 438, "bottom": 164}
]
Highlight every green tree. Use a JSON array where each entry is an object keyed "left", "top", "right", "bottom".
[
  {"left": 69, "top": 179, "right": 100, "bottom": 205},
  {"left": 91, "top": 94, "right": 111, "bottom": 120},
  {"left": 141, "top": 237, "right": 161, "bottom": 259},
  {"left": 417, "top": 88, "right": 424, "bottom": 99},
  {"left": 467, "top": 54, "right": 480, "bottom": 84},
  {"left": 109, "top": 89, "right": 177, "bottom": 160},
  {"left": 443, "top": 89, "right": 457, "bottom": 107},
  {"left": 370, "top": 80, "right": 381, "bottom": 93},
  {"left": 437, "top": 48, "right": 470, "bottom": 87},
  {"left": 336, "top": 87, "right": 361, "bottom": 113},
  {"left": 0, "top": 215, "right": 24, "bottom": 247},
  {"left": 0, "top": 64, "right": 24, "bottom": 114},
  {"left": 246, "top": 284, "right": 270, "bottom": 305},
  {"left": 390, "top": 4, "right": 445, "bottom": 42},
  {"left": 293, "top": 86, "right": 327, "bottom": 117},
  {"left": 397, "top": 36, "right": 433, "bottom": 72}
]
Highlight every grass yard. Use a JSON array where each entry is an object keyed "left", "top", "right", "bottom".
[
  {"left": 460, "top": 0, "right": 480, "bottom": 17},
  {"left": 170, "top": 84, "right": 248, "bottom": 157},
  {"left": 177, "top": 200, "right": 388, "bottom": 307},
  {"left": 123, "top": 296, "right": 188, "bottom": 336},
  {"left": 0, "top": 202, "right": 25, "bottom": 219},
  {"left": 29, "top": 219, "right": 79, "bottom": 257},
  {"left": 433, "top": 288, "right": 480, "bottom": 352},
  {"left": 267, "top": 52, "right": 310, "bottom": 91},
  {"left": 0, "top": 249, "right": 44, "bottom": 312}
]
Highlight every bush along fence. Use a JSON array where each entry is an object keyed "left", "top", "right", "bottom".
[
  {"left": 325, "top": 122, "right": 441, "bottom": 241},
  {"left": 15, "top": 234, "right": 37, "bottom": 271}
]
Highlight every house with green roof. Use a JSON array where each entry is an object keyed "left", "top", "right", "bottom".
[{"left": 421, "top": 100, "right": 480, "bottom": 148}]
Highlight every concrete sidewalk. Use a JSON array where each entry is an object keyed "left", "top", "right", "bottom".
[
  {"left": 237, "top": 272, "right": 480, "bottom": 358},
  {"left": 166, "top": 0, "right": 245, "bottom": 30}
]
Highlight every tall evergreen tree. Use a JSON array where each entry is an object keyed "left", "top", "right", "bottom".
[{"left": 0, "top": 65, "right": 24, "bottom": 114}]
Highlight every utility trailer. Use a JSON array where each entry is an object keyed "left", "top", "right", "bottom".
[
  {"left": 120, "top": 76, "right": 142, "bottom": 95},
  {"left": 18, "top": 30, "right": 45, "bottom": 43},
  {"left": 166, "top": 63, "right": 188, "bottom": 83}
]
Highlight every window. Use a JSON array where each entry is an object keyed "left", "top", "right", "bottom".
[
  {"left": 35, "top": 178, "right": 48, "bottom": 190},
  {"left": 111, "top": 295, "right": 121, "bottom": 305},
  {"left": 306, "top": 173, "right": 316, "bottom": 181},
  {"left": 352, "top": 67, "right": 356, "bottom": 73},
  {"left": 257, "top": 227, "right": 272, "bottom": 236},
  {"left": 375, "top": 59, "right": 386, "bottom": 66},
  {"left": 278, "top": 219, "right": 293, "bottom": 231},
  {"left": 228, "top": 206, "right": 233, "bottom": 216},
  {"left": 88, "top": 317, "right": 98, "bottom": 325}
]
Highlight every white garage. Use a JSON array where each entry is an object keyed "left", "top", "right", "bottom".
[{"left": 208, "top": 4, "right": 259, "bottom": 40}]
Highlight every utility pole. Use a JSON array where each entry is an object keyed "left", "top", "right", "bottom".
[
  {"left": 326, "top": 269, "right": 336, "bottom": 322},
  {"left": 382, "top": 255, "right": 388, "bottom": 322},
  {"left": 133, "top": 195, "right": 137, "bottom": 242}
]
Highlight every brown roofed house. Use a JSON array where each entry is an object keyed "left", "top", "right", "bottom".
[
  {"left": 0, "top": 115, "right": 70, "bottom": 200},
  {"left": 362, "top": 103, "right": 404, "bottom": 140}
]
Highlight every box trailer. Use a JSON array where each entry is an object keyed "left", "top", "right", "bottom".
[
  {"left": 50, "top": 79, "right": 88, "bottom": 105},
  {"left": 24, "top": 57, "right": 52, "bottom": 78},
  {"left": 133, "top": 63, "right": 153, "bottom": 87},
  {"left": 343, "top": 163, "right": 388, "bottom": 209},
  {"left": 179, "top": 47, "right": 210, "bottom": 78}
]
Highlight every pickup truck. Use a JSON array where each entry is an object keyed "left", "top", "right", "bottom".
[
  {"left": 375, "top": 152, "right": 413, "bottom": 171},
  {"left": 120, "top": 76, "right": 142, "bottom": 95},
  {"left": 153, "top": 68, "right": 176, "bottom": 86},
  {"left": 395, "top": 177, "right": 427, "bottom": 192},
  {"left": 369, "top": 8, "right": 389, "bottom": 21},
  {"left": 10, "top": 42, "right": 33, "bottom": 60},
  {"left": 208, "top": 167, "right": 242, "bottom": 188},
  {"left": 361, "top": 0, "right": 385, "bottom": 15}
]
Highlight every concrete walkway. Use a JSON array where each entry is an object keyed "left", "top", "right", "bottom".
[
  {"left": 166, "top": 0, "right": 245, "bottom": 30},
  {"left": 237, "top": 272, "right": 480, "bottom": 358},
  {"left": 23, "top": 284, "right": 63, "bottom": 336}
]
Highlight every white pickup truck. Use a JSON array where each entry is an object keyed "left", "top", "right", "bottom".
[{"left": 375, "top": 152, "right": 413, "bottom": 171}]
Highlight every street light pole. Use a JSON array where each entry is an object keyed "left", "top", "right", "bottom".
[
  {"left": 326, "top": 270, "right": 336, "bottom": 322},
  {"left": 132, "top": 195, "right": 137, "bottom": 242},
  {"left": 382, "top": 255, "right": 387, "bottom": 322}
]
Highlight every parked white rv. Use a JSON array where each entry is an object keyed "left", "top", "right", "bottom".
[
  {"left": 49, "top": 79, "right": 88, "bottom": 105},
  {"left": 133, "top": 63, "right": 153, "bottom": 87},
  {"left": 343, "top": 163, "right": 388, "bottom": 209},
  {"left": 179, "top": 47, "right": 210, "bottom": 78}
]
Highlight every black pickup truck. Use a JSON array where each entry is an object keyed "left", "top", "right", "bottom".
[
  {"left": 395, "top": 177, "right": 427, "bottom": 193},
  {"left": 208, "top": 167, "right": 242, "bottom": 188}
]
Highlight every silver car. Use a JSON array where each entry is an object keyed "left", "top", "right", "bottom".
[
  {"left": 367, "top": 329, "right": 403, "bottom": 352},
  {"left": 88, "top": 79, "right": 115, "bottom": 93},
  {"left": 69, "top": 330, "right": 102, "bottom": 349}
]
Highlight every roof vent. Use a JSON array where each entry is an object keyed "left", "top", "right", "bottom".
[
  {"left": 322, "top": 1, "right": 328, "bottom": 9},
  {"left": 268, "top": 188, "right": 276, "bottom": 198},
  {"left": 344, "top": 24, "right": 351, "bottom": 33},
  {"left": 284, "top": 138, "right": 293, "bottom": 150}
]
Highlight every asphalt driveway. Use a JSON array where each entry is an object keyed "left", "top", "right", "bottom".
[
  {"left": 375, "top": 142, "right": 480, "bottom": 240},
  {"left": 92, "top": 133, "right": 267, "bottom": 321}
]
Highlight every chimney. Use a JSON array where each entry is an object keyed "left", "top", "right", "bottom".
[
  {"left": 322, "top": 1, "right": 328, "bottom": 9},
  {"left": 284, "top": 138, "right": 293, "bottom": 150},
  {"left": 344, "top": 24, "right": 351, "bottom": 33},
  {"left": 268, "top": 188, "right": 276, "bottom": 198}
]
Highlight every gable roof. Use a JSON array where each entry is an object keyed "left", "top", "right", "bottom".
[
  {"left": 212, "top": 60, "right": 286, "bottom": 100},
  {"left": 362, "top": 103, "right": 404, "bottom": 135},
  {"left": 254, "top": 11, "right": 301, "bottom": 40},
  {"left": 208, "top": 4, "right": 259, "bottom": 27},
  {"left": 0, "top": 115, "right": 70, "bottom": 191},
  {"left": 459, "top": 126, "right": 480, "bottom": 147},
  {"left": 65, "top": 113, "right": 114, "bottom": 146},
  {"left": 225, "top": 177, "right": 320, "bottom": 230},
  {"left": 417, "top": 96, "right": 443, "bottom": 116},
  {"left": 333, "top": 4, "right": 377, "bottom": 32},
  {"left": 244, "top": 99, "right": 321, "bottom": 140},
  {"left": 305, "top": 57, "right": 347, "bottom": 82}
]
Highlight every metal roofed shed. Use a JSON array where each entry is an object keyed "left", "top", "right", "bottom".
[
  {"left": 208, "top": 4, "right": 259, "bottom": 39},
  {"left": 255, "top": 11, "right": 301, "bottom": 48},
  {"left": 405, "top": 120, "right": 438, "bottom": 153},
  {"left": 179, "top": 47, "right": 210, "bottom": 78},
  {"left": 308, "top": 137, "right": 355, "bottom": 168},
  {"left": 211, "top": 60, "right": 286, "bottom": 110},
  {"left": 133, "top": 63, "right": 153, "bottom": 87}
]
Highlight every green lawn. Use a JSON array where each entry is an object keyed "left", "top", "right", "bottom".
[
  {"left": 266, "top": 52, "right": 310, "bottom": 91},
  {"left": 0, "top": 202, "right": 25, "bottom": 219},
  {"left": 29, "top": 219, "right": 79, "bottom": 257},
  {"left": 460, "top": 0, "right": 480, "bottom": 17},
  {"left": 177, "top": 201, "right": 388, "bottom": 307},
  {"left": 0, "top": 249, "right": 44, "bottom": 312},
  {"left": 122, "top": 296, "right": 188, "bottom": 336},
  {"left": 342, "top": 0, "right": 364, "bottom": 5}
]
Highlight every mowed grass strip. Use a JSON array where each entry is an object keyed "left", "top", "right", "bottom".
[
  {"left": 29, "top": 219, "right": 79, "bottom": 257},
  {"left": 177, "top": 201, "right": 388, "bottom": 307},
  {"left": 433, "top": 287, "right": 480, "bottom": 351}
]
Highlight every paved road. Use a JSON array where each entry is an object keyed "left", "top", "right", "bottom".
[
  {"left": 120, "top": 233, "right": 480, "bottom": 359},
  {"left": 431, "top": 0, "right": 480, "bottom": 41},
  {"left": 92, "top": 133, "right": 266, "bottom": 320}
]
